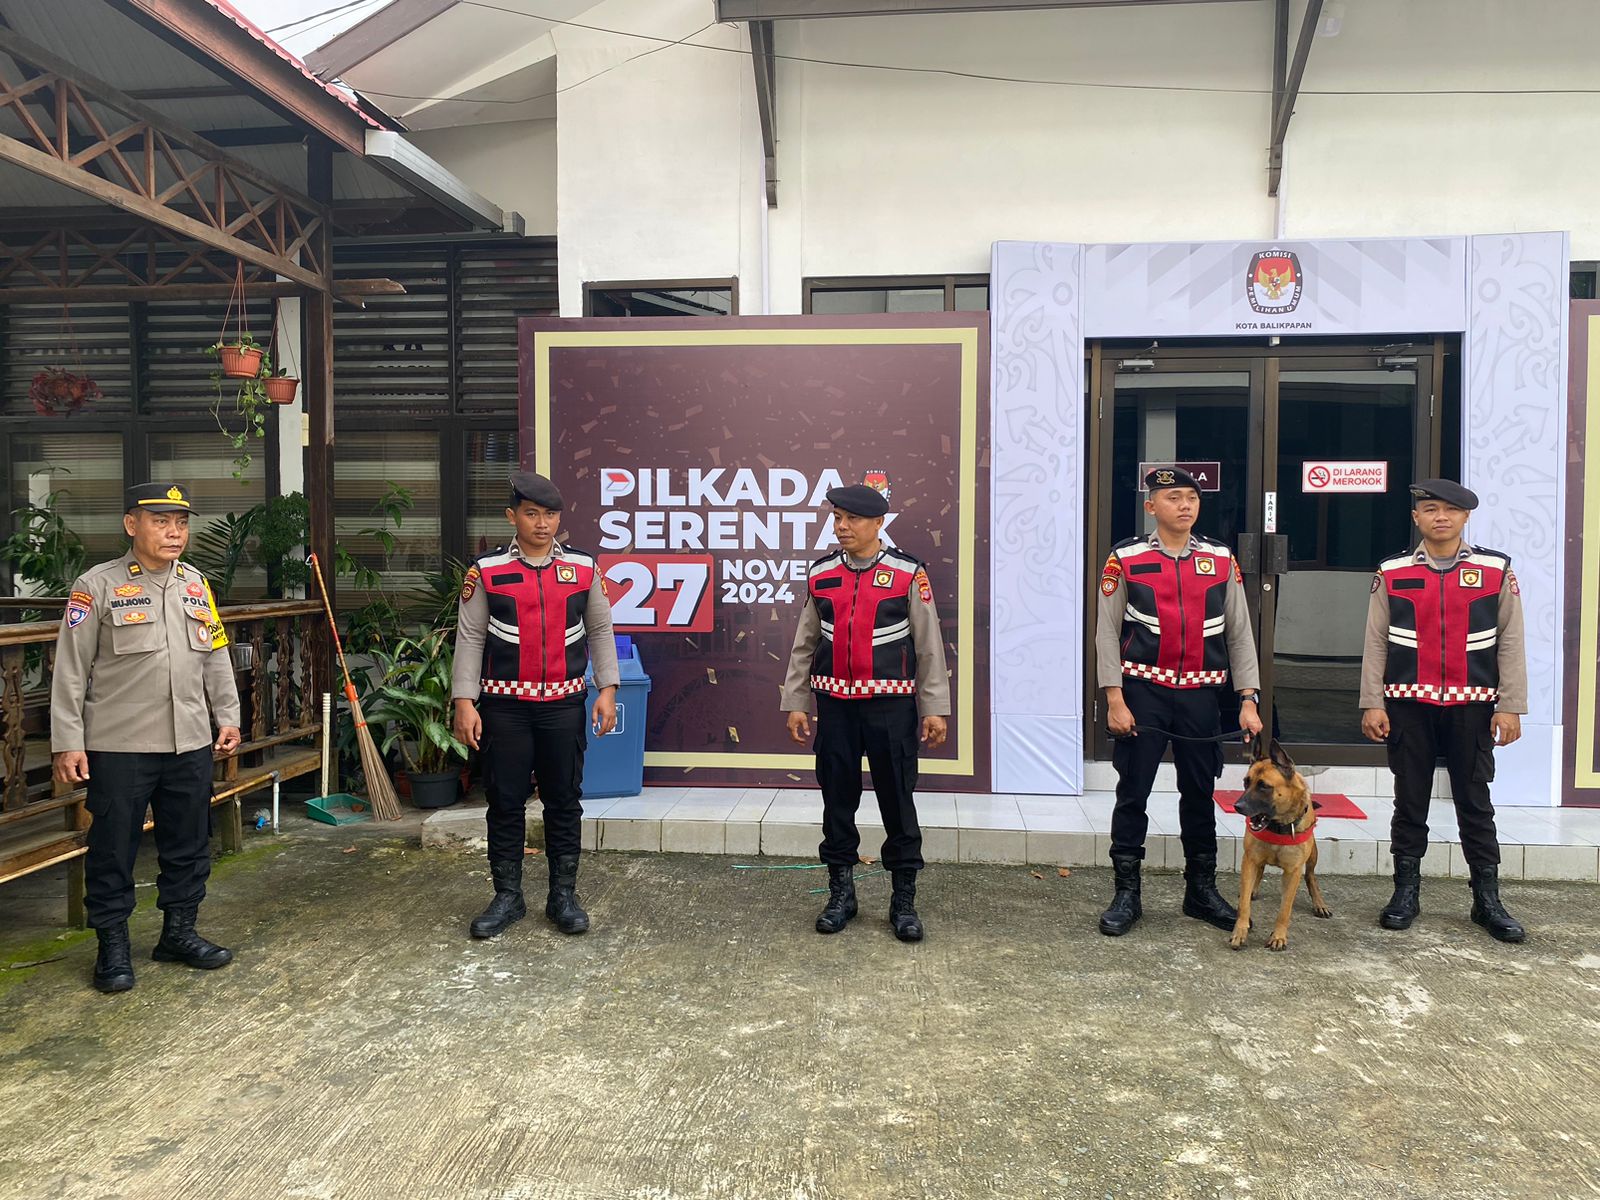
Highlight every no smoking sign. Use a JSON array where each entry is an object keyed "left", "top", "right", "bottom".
[{"left": 1302, "top": 460, "right": 1388, "bottom": 494}]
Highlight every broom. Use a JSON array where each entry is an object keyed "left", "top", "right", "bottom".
[{"left": 308, "top": 552, "right": 402, "bottom": 821}]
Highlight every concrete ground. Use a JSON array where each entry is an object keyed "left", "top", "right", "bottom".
[{"left": 2, "top": 818, "right": 1599, "bottom": 1200}]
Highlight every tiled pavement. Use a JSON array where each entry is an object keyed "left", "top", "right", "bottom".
[{"left": 423, "top": 761, "right": 1600, "bottom": 882}]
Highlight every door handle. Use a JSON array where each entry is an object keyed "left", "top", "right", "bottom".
[
  {"left": 1236, "top": 532, "right": 1259, "bottom": 574},
  {"left": 1265, "top": 534, "right": 1289, "bottom": 575}
]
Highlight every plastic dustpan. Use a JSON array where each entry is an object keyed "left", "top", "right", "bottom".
[{"left": 306, "top": 793, "right": 372, "bottom": 825}]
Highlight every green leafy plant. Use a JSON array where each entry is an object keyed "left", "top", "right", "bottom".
[
  {"left": 362, "top": 628, "right": 468, "bottom": 775},
  {"left": 406, "top": 557, "right": 470, "bottom": 635},
  {"left": 1, "top": 491, "right": 87, "bottom": 596},
  {"left": 206, "top": 333, "right": 273, "bottom": 480},
  {"left": 187, "top": 492, "right": 312, "bottom": 603}
]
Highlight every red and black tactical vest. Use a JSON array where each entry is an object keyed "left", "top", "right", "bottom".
[
  {"left": 807, "top": 547, "right": 925, "bottom": 699},
  {"left": 1108, "top": 533, "right": 1236, "bottom": 689},
  {"left": 1378, "top": 545, "right": 1509, "bottom": 705},
  {"left": 467, "top": 544, "right": 598, "bottom": 701}
]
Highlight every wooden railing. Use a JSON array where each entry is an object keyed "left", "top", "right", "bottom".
[{"left": 0, "top": 600, "right": 326, "bottom": 925}]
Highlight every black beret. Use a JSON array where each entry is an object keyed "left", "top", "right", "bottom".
[
  {"left": 1144, "top": 466, "right": 1200, "bottom": 494},
  {"left": 1409, "top": 478, "right": 1478, "bottom": 510},
  {"left": 826, "top": 483, "right": 889, "bottom": 518},
  {"left": 509, "top": 471, "right": 563, "bottom": 511},
  {"left": 125, "top": 483, "right": 194, "bottom": 514}
]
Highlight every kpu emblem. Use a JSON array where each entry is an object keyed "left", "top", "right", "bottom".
[
  {"left": 1460, "top": 568, "right": 1483, "bottom": 588},
  {"left": 862, "top": 470, "right": 890, "bottom": 502},
  {"left": 1247, "top": 248, "right": 1303, "bottom": 315}
]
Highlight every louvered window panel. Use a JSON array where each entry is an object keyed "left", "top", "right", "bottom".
[
  {"left": 1, "top": 303, "right": 132, "bottom": 415},
  {"left": 456, "top": 240, "right": 557, "bottom": 413},
  {"left": 332, "top": 245, "right": 450, "bottom": 413},
  {"left": 143, "top": 299, "right": 242, "bottom": 412}
]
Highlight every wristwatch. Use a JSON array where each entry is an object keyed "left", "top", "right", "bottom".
[{"left": 1238, "top": 690, "right": 1261, "bottom": 705}]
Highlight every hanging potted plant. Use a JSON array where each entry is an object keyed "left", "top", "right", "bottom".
[
  {"left": 205, "top": 263, "right": 276, "bottom": 479},
  {"left": 263, "top": 300, "right": 301, "bottom": 404},
  {"left": 29, "top": 306, "right": 102, "bottom": 416}
]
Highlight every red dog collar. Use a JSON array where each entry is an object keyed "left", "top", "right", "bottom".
[{"left": 1248, "top": 825, "right": 1315, "bottom": 846}]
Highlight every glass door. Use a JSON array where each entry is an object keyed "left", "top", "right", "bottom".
[
  {"left": 1090, "top": 356, "right": 1265, "bottom": 761},
  {"left": 1260, "top": 355, "right": 1433, "bottom": 758}
]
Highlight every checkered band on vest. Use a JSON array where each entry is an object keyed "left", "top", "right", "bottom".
[
  {"left": 1112, "top": 533, "right": 1235, "bottom": 690},
  {"left": 1120, "top": 662, "right": 1229, "bottom": 687},
  {"left": 1382, "top": 683, "right": 1499, "bottom": 704},
  {"left": 810, "top": 675, "right": 917, "bottom": 698},
  {"left": 807, "top": 548, "right": 922, "bottom": 700},
  {"left": 480, "top": 678, "right": 588, "bottom": 699},
  {"left": 1380, "top": 546, "right": 1508, "bottom": 707}
]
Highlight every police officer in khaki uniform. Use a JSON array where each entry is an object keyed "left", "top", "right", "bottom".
[
  {"left": 781, "top": 483, "right": 950, "bottom": 942},
  {"left": 1360, "top": 478, "right": 1527, "bottom": 942},
  {"left": 51, "top": 484, "right": 242, "bottom": 993}
]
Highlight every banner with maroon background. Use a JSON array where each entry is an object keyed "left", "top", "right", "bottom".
[{"left": 518, "top": 314, "right": 990, "bottom": 789}]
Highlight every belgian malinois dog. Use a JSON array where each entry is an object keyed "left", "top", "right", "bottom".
[{"left": 1230, "top": 737, "right": 1332, "bottom": 951}]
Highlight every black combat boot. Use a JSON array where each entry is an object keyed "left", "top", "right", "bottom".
[
  {"left": 545, "top": 854, "right": 590, "bottom": 935},
  {"left": 151, "top": 905, "right": 233, "bottom": 969},
  {"left": 92, "top": 922, "right": 135, "bottom": 993},
  {"left": 1469, "top": 864, "right": 1526, "bottom": 943},
  {"left": 1378, "top": 854, "right": 1422, "bottom": 930},
  {"left": 1181, "top": 852, "right": 1239, "bottom": 931},
  {"left": 1098, "top": 856, "right": 1142, "bottom": 936},
  {"left": 888, "top": 869, "right": 924, "bottom": 943},
  {"left": 470, "top": 858, "right": 527, "bottom": 938},
  {"left": 815, "top": 864, "right": 857, "bottom": 934}
]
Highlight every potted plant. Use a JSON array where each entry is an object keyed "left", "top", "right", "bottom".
[
  {"left": 28, "top": 368, "right": 101, "bottom": 417},
  {"left": 263, "top": 368, "right": 299, "bottom": 405},
  {"left": 207, "top": 339, "right": 273, "bottom": 479},
  {"left": 211, "top": 330, "right": 266, "bottom": 380},
  {"left": 363, "top": 627, "right": 469, "bottom": 808}
]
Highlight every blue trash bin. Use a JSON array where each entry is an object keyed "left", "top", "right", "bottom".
[{"left": 582, "top": 640, "right": 652, "bottom": 799}]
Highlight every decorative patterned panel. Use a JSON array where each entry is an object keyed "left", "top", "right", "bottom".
[{"left": 990, "top": 241, "right": 1086, "bottom": 794}]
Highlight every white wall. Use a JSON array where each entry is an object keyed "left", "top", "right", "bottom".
[
  {"left": 408, "top": 120, "right": 558, "bottom": 235},
  {"left": 553, "top": 0, "right": 765, "bottom": 315}
]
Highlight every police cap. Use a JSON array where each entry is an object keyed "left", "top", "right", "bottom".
[
  {"left": 826, "top": 484, "right": 889, "bottom": 518},
  {"left": 1408, "top": 478, "right": 1478, "bottom": 510},
  {"left": 1144, "top": 466, "right": 1201, "bottom": 494},
  {"left": 509, "top": 471, "right": 563, "bottom": 511},
  {"left": 124, "top": 483, "right": 194, "bottom": 514}
]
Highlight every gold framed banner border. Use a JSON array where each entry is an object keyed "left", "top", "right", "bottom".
[
  {"left": 533, "top": 326, "right": 981, "bottom": 778},
  {"left": 1574, "top": 314, "right": 1600, "bottom": 789}
]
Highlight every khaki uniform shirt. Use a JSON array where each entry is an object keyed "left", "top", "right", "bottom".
[
  {"left": 1095, "top": 532, "right": 1260, "bottom": 691},
  {"left": 51, "top": 552, "right": 240, "bottom": 755},
  {"left": 452, "top": 541, "right": 620, "bottom": 701},
  {"left": 780, "top": 551, "right": 952, "bottom": 718},
  {"left": 1358, "top": 544, "right": 1528, "bottom": 713}
]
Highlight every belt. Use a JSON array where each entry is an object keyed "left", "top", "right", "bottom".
[
  {"left": 480, "top": 677, "right": 587, "bottom": 700},
  {"left": 811, "top": 675, "right": 916, "bottom": 698}
]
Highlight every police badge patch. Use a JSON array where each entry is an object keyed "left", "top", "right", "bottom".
[
  {"left": 873, "top": 569, "right": 894, "bottom": 588},
  {"left": 556, "top": 563, "right": 578, "bottom": 584},
  {"left": 1460, "top": 568, "right": 1483, "bottom": 588},
  {"left": 913, "top": 567, "right": 932, "bottom": 603},
  {"left": 1195, "top": 557, "right": 1216, "bottom": 576},
  {"left": 460, "top": 565, "right": 480, "bottom": 602}
]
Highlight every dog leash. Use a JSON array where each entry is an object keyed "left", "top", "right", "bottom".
[{"left": 1110, "top": 726, "right": 1248, "bottom": 743}]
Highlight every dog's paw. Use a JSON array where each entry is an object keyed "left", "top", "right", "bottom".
[
  {"left": 1266, "top": 935, "right": 1289, "bottom": 951},
  {"left": 1314, "top": 906, "right": 1333, "bottom": 919},
  {"left": 1228, "top": 931, "right": 1248, "bottom": 950}
]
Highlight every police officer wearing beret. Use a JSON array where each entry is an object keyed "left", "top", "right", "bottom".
[
  {"left": 452, "top": 472, "right": 619, "bottom": 939},
  {"left": 1095, "top": 467, "right": 1264, "bottom": 938},
  {"left": 1360, "top": 478, "right": 1527, "bottom": 942},
  {"left": 781, "top": 483, "right": 951, "bottom": 942},
  {"left": 50, "top": 484, "right": 242, "bottom": 993}
]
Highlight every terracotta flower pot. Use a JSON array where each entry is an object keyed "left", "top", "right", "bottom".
[
  {"left": 264, "top": 375, "right": 300, "bottom": 404},
  {"left": 218, "top": 344, "right": 265, "bottom": 379}
]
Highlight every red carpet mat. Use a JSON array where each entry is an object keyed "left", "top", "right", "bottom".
[{"left": 1215, "top": 791, "right": 1367, "bottom": 821}]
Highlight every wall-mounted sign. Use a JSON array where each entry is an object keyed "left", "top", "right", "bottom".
[
  {"left": 1301, "top": 460, "right": 1388, "bottom": 493},
  {"left": 1137, "top": 461, "right": 1222, "bottom": 492}
]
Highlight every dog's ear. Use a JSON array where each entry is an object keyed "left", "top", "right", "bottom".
[
  {"left": 1250, "top": 734, "right": 1271, "bottom": 763},
  {"left": 1311, "top": 799, "right": 1323, "bottom": 810},
  {"left": 1269, "top": 738, "right": 1297, "bottom": 773}
]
